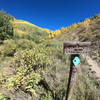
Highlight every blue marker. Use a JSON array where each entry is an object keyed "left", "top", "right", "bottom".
[{"left": 73, "top": 56, "right": 80, "bottom": 66}]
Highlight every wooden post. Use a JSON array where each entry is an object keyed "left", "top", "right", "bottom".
[
  {"left": 65, "top": 54, "right": 80, "bottom": 100},
  {"left": 63, "top": 42, "right": 91, "bottom": 100}
]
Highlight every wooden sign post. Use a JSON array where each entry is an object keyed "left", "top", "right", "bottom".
[{"left": 63, "top": 42, "right": 91, "bottom": 100}]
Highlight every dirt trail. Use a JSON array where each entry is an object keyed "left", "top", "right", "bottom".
[{"left": 85, "top": 55, "right": 100, "bottom": 79}]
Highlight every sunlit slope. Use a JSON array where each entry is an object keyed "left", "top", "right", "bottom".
[
  {"left": 51, "top": 14, "right": 100, "bottom": 69},
  {"left": 49, "top": 14, "right": 100, "bottom": 40},
  {"left": 11, "top": 19, "right": 51, "bottom": 36}
]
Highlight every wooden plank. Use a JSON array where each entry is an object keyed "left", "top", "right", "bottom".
[{"left": 63, "top": 42, "right": 91, "bottom": 54}]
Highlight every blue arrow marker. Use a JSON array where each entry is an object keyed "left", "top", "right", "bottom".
[{"left": 73, "top": 56, "right": 80, "bottom": 66}]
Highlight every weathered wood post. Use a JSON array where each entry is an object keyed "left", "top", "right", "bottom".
[{"left": 63, "top": 42, "right": 91, "bottom": 100}]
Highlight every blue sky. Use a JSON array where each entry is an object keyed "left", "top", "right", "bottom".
[{"left": 0, "top": 0, "right": 100, "bottom": 30}]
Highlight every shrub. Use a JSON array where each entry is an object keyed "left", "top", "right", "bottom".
[
  {"left": 0, "top": 11, "right": 13, "bottom": 40},
  {"left": 0, "top": 93, "right": 10, "bottom": 100},
  {"left": 7, "top": 48, "right": 52, "bottom": 95},
  {"left": 0, "top": 39, "right": 16, "bottom": 56},
  {"left": 16, "top": 39, "right": 36, "bottom": 50},
  {"left": 14, "top": 49, "right": 51, "bottom": 69}
]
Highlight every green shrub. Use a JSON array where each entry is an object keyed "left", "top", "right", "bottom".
[
  {"left": 0, "top": 93, "right": 10, "bottom": 100},
  {"left": 0, "top": 11, "right": 13, "bottom": 40},
  {"left": 0, "top": 39, "right": 37, "bottom": 57},
  {"left": 16, "top": 39, "right": 36, "bottom": 50},
  {"left": 7, "top": 48, "right": 52, "bottom": 95},
  {"left": 14, "top": 49, "right": 51, "bottom": 69},
  {"left": 40, "top": 91, "right": 53, "bottom": 100},
  {"left": 0, "top": 39, "right": 16, "bottom": 56}
]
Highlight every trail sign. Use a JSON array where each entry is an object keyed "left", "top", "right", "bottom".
[
  {"left": 64, "top": 41, "right": 91, "bottom": 100},
  {"left": 63, "top": 42, "right": 91, "bottom": 54}
]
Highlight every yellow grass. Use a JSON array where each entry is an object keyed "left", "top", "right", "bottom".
[
  {"left": 13, "top": 19, "right": 36, "bottom": 27},
  {"left": 14, "top": 29, "right": 28, "bottom": 35},
  {"left": 12, "top": 19, "right": 50, "bottom": 34}
]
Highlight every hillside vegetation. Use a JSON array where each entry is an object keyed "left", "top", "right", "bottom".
[
  {"left": 0, "top": 11, "right": 100, "bottom": 100},
  {"left": 12, "top": 19, "right": 50, "bottom": 36}
]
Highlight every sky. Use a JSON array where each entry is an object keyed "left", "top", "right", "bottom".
[{"left": 0, "top": 0, "right": 100, "bottom": 30}]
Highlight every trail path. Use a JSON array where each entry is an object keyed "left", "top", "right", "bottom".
[{"left": 85, "top": 56, "right": 100, "bottom": 79}]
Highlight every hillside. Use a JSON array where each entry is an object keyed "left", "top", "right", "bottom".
[
  {"left": 0, "top": 11, "right": 100, "bottom": 100},
  {"left": 52, "top": 15, "right": 100, "bottom": 64},
  {"left": 12, "top": 19, "right": 50, "bottom": 36}
]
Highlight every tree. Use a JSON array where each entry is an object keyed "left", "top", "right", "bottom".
[{"left": 0, "top": 11, "right": 14, "bottom": 41}]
